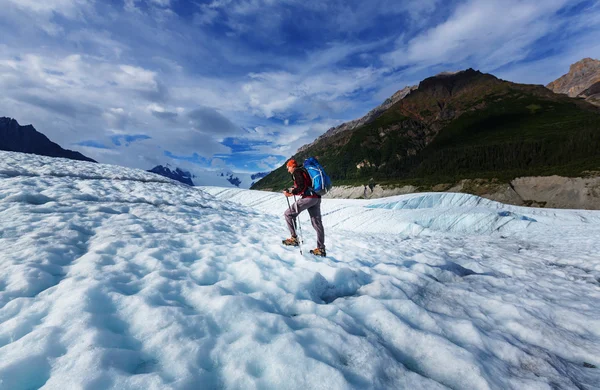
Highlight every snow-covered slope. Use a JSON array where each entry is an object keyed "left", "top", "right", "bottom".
[
  {"left": 1, "top": 151, "right": 599, "bottom": 389},
  {"left": 202, "top": 187, "right": 600, "bottom": 236}
]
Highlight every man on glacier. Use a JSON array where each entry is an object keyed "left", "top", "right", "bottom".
[{"left": 282, "top": 159, "right": 326, "bottom": 257}]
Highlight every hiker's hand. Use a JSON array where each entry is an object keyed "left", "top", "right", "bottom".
[{"left": 283, "top": 190, "right": 293, "bottom": 197}]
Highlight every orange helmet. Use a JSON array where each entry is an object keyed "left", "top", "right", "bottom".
[{"left": 286, "top": 159, "right": 297, "bottom": 168}]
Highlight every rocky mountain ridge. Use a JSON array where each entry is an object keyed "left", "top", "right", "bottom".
[
  {"left": 253, "top": 66, "right": 600, "bottom": 209},
  {"left": 295, "top": 68, "right": 517, "bottom": 156},
  {"left": 0, "top": 117, "right": 96, "bottom": 163},
  {"left": 547, "top": 58, "right": 600, "bottom": 106},
  {"left": 148, "top": 165, "right": 196, "bottom": 186},
  {"left": 297, "top": 85, "right": 417, "bottom": 154},
  {"left": 147, "top": 165, "right": 252, "bottom": 188}
]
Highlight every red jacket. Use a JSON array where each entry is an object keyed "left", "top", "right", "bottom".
[{"left": 290, "top": 167, "right": 319, "bottom": 198}]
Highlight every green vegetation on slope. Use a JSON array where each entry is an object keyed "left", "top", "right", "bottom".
[
  {"left": 253, "top": 88, "right": 600, "bottom": 191},
  {"left": 411, "top": 94, "right": 600, "bottom": 179}
]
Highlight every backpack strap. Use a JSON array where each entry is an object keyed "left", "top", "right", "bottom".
[
  {"left": 290, "top": 167, "right": 311, "bottom": 196},
  {"left": 300, "top": 167, "right": 317, "bottom": 196}
]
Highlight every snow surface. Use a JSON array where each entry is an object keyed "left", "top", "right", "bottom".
[{"left": 1, "top": 150, "right": 600, "bottom": 390}]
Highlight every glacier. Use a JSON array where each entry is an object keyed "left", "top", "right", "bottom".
[{"left": 1, "top": 151, "right": 599, "bottom": 389}]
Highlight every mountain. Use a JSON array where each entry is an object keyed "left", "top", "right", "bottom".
[
  {"left": 0, "top": 117, "right": 96, "bottom": 162},
  {"left": 547, "top": 58, "right": 600, "bottom": 106},
  {"left": 2, "top": 149, "right": 599, "bottom": 389},
  {"left": 297, "top": 85, "right": 417, "bottom": 154},
  {"left": 147, "top": 164, "right": 267, "bottom": 189},
  {"left": 251, "top": 171, "right": 270, "bottom": 180},
  {"left": 253, "top": 68, "right": 600, "bottom": 193},
  {"left": 219, "top": 170, "right": 242, "bottom": 187},
  {"left": 148, "top": 165, "right": 195, "bottom": 186},
  {"left": 580, "top": 81, "right": 600, "bottom": 106}
]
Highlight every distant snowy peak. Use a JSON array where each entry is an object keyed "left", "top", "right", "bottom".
[
  {"left": 148, "top": 165, "right": 195, "bottom": 186},
  {"left": 250, "top": 171, "right": 270, "bottom": 187},
  {"left": 251, "top": 171, "right": 270, "bottom": 180},
  {"left": 0, "top": 117, "right": 96, "bottom": 162},
  {"left": 146, "top": 165, "right": 257, "bottom": 188},
  {"left": 218, "top": 170, "right": 242, "bottom": 187},
  {"left": 146, "top": 165, "right": 269, "bottom": 189}
]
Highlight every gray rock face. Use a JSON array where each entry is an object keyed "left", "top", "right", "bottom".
[
  {"left": 148, "top": 165, "right": 195, "bottom": 186},
  {"left": 578, "top": 81, "right": 600, "bottom": 106},
  {"left": 297, "top": 85, "right": 417, "bottom": 154},
  {"left": 325, "top": 176, "right": 600, "bottom": 210},
  {"left": 509, "top": 176, "right": 600, "bottom": 210},
  {"left": 547, "top": 58, "right": 600, "bottom": 106}
]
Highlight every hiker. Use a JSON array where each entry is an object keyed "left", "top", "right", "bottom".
[{"left": 282, "top": 159, "right": 326, "bottom": 257}]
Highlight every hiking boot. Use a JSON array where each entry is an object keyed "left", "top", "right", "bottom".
[
  {"left": 310, "top": 248, "right": 326, "bottom": 257},
  {"left": 282, "top": 236, "right": 299, "bottom": 246}
]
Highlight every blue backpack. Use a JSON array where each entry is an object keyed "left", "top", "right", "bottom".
[{"left": 303, "top": 157, "right": 332, "bottom": 196}]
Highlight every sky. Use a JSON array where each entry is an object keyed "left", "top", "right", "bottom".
[{"left": 1, "top": 0, "right": 600, "bottom": 176}]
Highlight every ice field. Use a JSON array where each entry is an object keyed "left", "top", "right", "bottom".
[{"left": 1, "top": 151, "right": 599, "bottom": 389}]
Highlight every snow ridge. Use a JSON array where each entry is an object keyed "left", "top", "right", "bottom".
[{"left": 0, "top": 152, "right": 176, "bottom": 184}]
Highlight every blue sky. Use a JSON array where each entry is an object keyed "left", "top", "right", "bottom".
[{"left": 1, "top": 0, "right": 600, "bottom": 175}]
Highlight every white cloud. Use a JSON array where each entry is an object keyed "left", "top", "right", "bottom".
[
  {"left": 0, "top": 48, "right": 386, "bottom": 162},
  {"left": 149, "top": 0, "right": 171, "bottom": 7},
  {"left": 124, "top": 0, "right": 140, "bottom": 12},
  {"left": 103, "top": 108, "right": 130, "bottom": 131},
  {"left": 151, "top": 56, "right": 183, "bottom": 73},
  {"left": 193, "top": 6, "right": 220, "bottom": 25},
  {"left": 497, "top": 34, "right": 600, "bottom": 85},
  {"left": 241, "top": 67, "right": 383, "bottom": 119},
  {"left": 5, "top": 0, "right": 90, "bottom": 18},
  {"left": 67, "top": 30, "right": 128, "bottom": 59},
  {"left": 243, "top": 118, "right": 339, "bottom": 158},
  {"left": 115, "top": 65, "right": 159, "bottom": 91},
  {"left": 5, "top": 0, "right": 93, "bottom": 36},
  {"left": 210, "top": 158, "right": 227, "bottom": 168},
  {"left": 256, "top": 155, "right": 285, "bottom": 170},
  {"left": 384, "top": 0, "right": 573, "bottom": 71},
  {"left": 187, "top": 106, "right": 241, "bottom": 137},
  {"left": 159, "top": 129, "right": 231, "bottom": 157},
  {"left": 0, "top": 49, "right": 234, "bottom": 164},
  {"left": 197, "top": 0, "right": 442, "bottom": 39}
]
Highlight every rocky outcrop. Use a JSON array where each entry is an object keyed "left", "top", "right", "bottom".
[
  {"left": 324, "top": 175, "right": 600, "bottom": 210},
  {"left": 0, "top": 117, "right": 96, "bottom": 162},
  {"left": 578, "top": 81, "right": 600, "bottom": 106},
  {"left": 222, "top": 172, "right": 241, "bottom": 187},
  {"left": 509, "top": 176, "right": 600, "bottom": 209},
  {"left": 547, "top": 58, "right": 600, "bottom": 106},
  {"left": 326, "top": 184, "right": 418, "bottom": 199},
  {"left": 297, "top": 85, "right": 417, "bottom": 154}
]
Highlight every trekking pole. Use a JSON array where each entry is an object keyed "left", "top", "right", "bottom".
[{"left": 293, "top": 195, "right": 304, "bottom": 254}]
